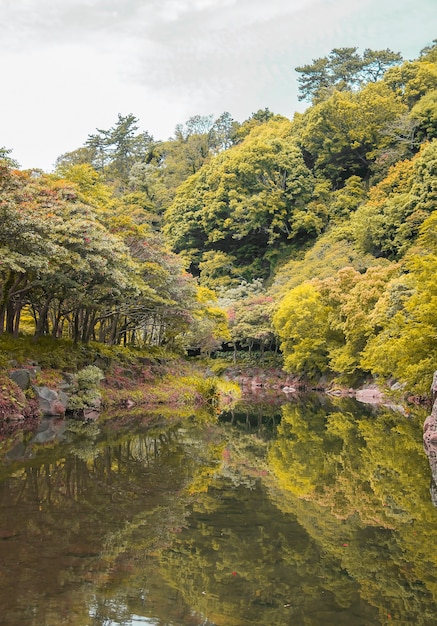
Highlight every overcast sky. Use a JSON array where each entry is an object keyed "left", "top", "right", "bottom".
[{"left": 1, "top": 0, "right": 435, "bottom": 171}]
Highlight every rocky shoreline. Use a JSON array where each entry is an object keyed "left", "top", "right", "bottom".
[
  {"left": 423, "top": 372, "right": 437, "bottom": 505},
  {"left": 222, "top": 365, "right": 414, "bottom": 411}
]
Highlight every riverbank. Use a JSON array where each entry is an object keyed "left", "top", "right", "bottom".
[
  {"left": 1, "top": 335, "right": 430, "bottom": 438},
  {"left": 216, "top": 362, "right": 430, "bottom": 412},
  {"left": 0, "top": 336, "right": 240, "bottom": 437}
]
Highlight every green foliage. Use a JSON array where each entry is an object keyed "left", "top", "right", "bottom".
[
  {"left": 319, "top": 263, "right": 400, "bottom": 381},
  {"left": 226, "top": 293, "right": 277, "bottom": 355},
  {"left": 295, "top": 46, "right": 402, "bottom": 102},
  {"left": 351, "top": 140, "right": 437, "bottom": 258},
  {"left": 270, "top": 224, "right": 379, "bottom": 296},
  {"left": 0, "top": 146, "right": 20, "bottom": 168},
  {"left": 384, "top": 59, "right": 437, "bottom": 108},
  {"left": 66, "top": 365, "right": 104, "bottom": 412},
  {"left": 298, "top": 82, "right": 407, "bottom": 184},
  {"left": 76, "top": 365, "right": 104, "bottom": 390},
  {"left": 360, "top": 212, "right": 437, "bottom": 392},
  {"left": 274, "top": 261, "right": 400, "bottom": 385},
  {"left": 411, "top": 89, "right": 437, "bottom": 141},
  {"left": 182, "top": 286, "right": 230, "bottom": 355},
  {"left": 273, "top": 282, "right": 334, "bottom": 378},
  {"left": 0, "top": 164, "right": 200, "bottom": 350},
  {"left": 164, "top": 117, "right": 320, "bottom": 286},
  {"left": 2, "top": 40, "right": 437, "bottom": 391}
]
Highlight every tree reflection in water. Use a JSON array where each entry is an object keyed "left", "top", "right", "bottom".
[{"left": 0, "top": 397, "right": 436, "bottom": 626}]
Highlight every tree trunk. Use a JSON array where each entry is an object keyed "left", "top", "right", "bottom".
[
  {"left": 83, "top": 310, "right": 97, "bottom": 344},
  {"left": 72, "top": 309, "right": 81, "bottom": 344},
  {"left": 51, "top": 303, "right": 64, "bottom": 339},
  {"left": 5, "top": 301, "right": 15, "bottom": 334},
  {"left": 13, "top": 303, "right": 23, "bottom": 337},
  {"left": 34, "top": 297, "right": 52, "bottom": 339},
  {"left": 109, "top": 313, "right": 119, "bottom": 345}
]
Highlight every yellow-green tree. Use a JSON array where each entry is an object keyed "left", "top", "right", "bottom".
[
  {"left": 361, "top": 212, "right": 437, "bottom": 392},
  {"left": 164, "top": 117, "right": 319, "bottom": 286},
  {"left": 298, "top": 82, "right": 406, "bottom": 184},
  {"left": 273, "top": 282, "right": 337, "bottom": 378}
]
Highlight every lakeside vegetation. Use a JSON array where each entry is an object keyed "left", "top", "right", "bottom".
[{"left": 1, "top": 40, "right": 437, "bottom": 427}]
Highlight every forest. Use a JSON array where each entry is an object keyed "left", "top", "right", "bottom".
[{"left": 1, "top": 40, "right": 437, "bottom": 394}]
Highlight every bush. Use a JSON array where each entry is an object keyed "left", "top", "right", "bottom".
[
  {"left": 67, "top": 366, "right": 104, "bottom": 412},
  {"left": 76, "top": 365, "right": 105, "bottom": 390}
]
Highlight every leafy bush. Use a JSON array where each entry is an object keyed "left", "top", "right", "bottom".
[
  {"left": 67, "top": 365, "right": 104, "bottom": 412},
  {"left": 76, "top": 365, "right": 105, "bottom": 390}
]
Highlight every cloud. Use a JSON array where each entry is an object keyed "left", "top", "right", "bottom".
[{"left": 1, "top": 0, "right": 435, "bottom": 169}]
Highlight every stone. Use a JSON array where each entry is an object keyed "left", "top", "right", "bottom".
[
  {"left": 83, "top": 408, "right": 100, "bottom": 420},
  {"left": 390, "top": 381, "right": 405, "bottom": 392},
  {"left": 32, "top": 386, "right": 67, "bottom": 417},
  {"left": 9, "top": 369, "right": 31, "bottom": 390},
  {"left": 424, "top": 372, "right": 437, "bottom": 506},
  {"left": 30, "top": 418, "right": 67, "bottom": 445},
  {"left": 432, "top": 371, "right": 437, "bottom": 403},
  {"left": 355, "top": 387, "right": 384, "bottom": 404},
  {"left": 62, "top": 372, "right": 75, "bottom": 385}
]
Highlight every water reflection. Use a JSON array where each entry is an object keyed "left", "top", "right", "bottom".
[{"left": 0, "top": 397, "right": 436, "bottom": 625}]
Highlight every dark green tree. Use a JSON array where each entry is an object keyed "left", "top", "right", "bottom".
[{"left": 296, "top": 47, "right": 402, "bottom": 102}]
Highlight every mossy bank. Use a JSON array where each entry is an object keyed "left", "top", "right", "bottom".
[{"left": 0, "top": 335, "right": 240, "bottom": 436}]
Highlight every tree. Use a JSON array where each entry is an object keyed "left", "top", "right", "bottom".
[
  {"left": 0, "top": 146, "right": 20, "bottom": 168},
  {"left": 227, "top": 294, "right": 276, "bottom": 360},
  {"left": 384, "top": 60, "right": 437, "bottom": 108},
  {"left": 0, "top": 161, "right": 201, "bottom": 349},
  {"left": 75, "top": 114, "right": 156, "bottom": 189},
  {"left": 295, "top": 47, "right": 402, "bottom": 102},
  {"left": 361, "top": 211, "right": 437, "bottom": 392},
  {"left": 209, "top": 111, "right": 240, "bottom": 152},
  {"left": 233, "top": 108, "right": 275, "bottom": 141},
  {"left": 182, "top": 286, "right": 230, "bottom": 356},
  {"left": 411, "top": 89, "right": 437, "bottom": 142},
  {"left": 270, "top": 223, "right": 379, "bottom": 297},
  {"left": 351, "top": 140, "right": 437, "bottom": 258},
  {"left": 318, "top": 264, "right": 399, "bottom": 380},
  {"left": 298, "top": 82, "right": 407, "bottom": 184},
  {"left": 273, "top": 282, "right": 334, "bottom": 378},
  {"left": 164, "top": 117, "right": 320, "bottom": 286}
]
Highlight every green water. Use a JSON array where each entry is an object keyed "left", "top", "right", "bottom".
[{"left": 0, "top": 395, "right": 436, "bottom": 625}]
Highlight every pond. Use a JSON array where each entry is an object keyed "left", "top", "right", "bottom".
[{"left": 0, "top": 394, "right": 436, "bottom": 625}]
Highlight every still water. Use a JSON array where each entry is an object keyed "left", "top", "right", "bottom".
[{"left": 0, "top": 394, "right": 436, "bottom": 626}]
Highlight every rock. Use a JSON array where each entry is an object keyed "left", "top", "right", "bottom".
[
  {"left": 8, "top": 413, "right": 24, "bottom": 421},
  {"left": 390, "top": 381, "right": 405, "bottom": 392},
  {"left": 424, "top": 372, "right": 437, "bottom": 506},
  {"left": 30, "top": 417, "right": 67, "bottom": 444},
  {"left": 32, "top": 386, "right": 67, "bottom": 417},
  {"left": 62, "top": 372, "right": 75, "bottom": 385},
  {"left": 355, "top": 387, "right": 384, "bottom": 404},
  {"left": 432, "top": 371, "right": 437, "bottom": 403},
  {"left": 83, "top": 408, "right": 100, "bottom": 421},
  {"left": 327, "top": 389, "right": 344, "bottom": 397},
  {"left": 58, "top": 390, "right": 69, "bottom": 407},
  {"left": 9, "top": 369, "right": 31, "bottom": 390}
]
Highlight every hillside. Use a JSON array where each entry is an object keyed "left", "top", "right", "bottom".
[{"left": 1, "top": 41, "right": 436, "bottom": 396}]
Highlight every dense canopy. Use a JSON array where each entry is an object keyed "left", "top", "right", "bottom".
[{"left": 1, "top": 40, "right": 437, "bottom": 392}]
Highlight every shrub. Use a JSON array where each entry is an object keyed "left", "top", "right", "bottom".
[{"left": 76, "top": 365, "right": 105, "bottom": 390}]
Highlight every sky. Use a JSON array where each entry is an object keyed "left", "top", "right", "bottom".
[{"left": 0, "top": 0, "right": 435, "bottom": 171}]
